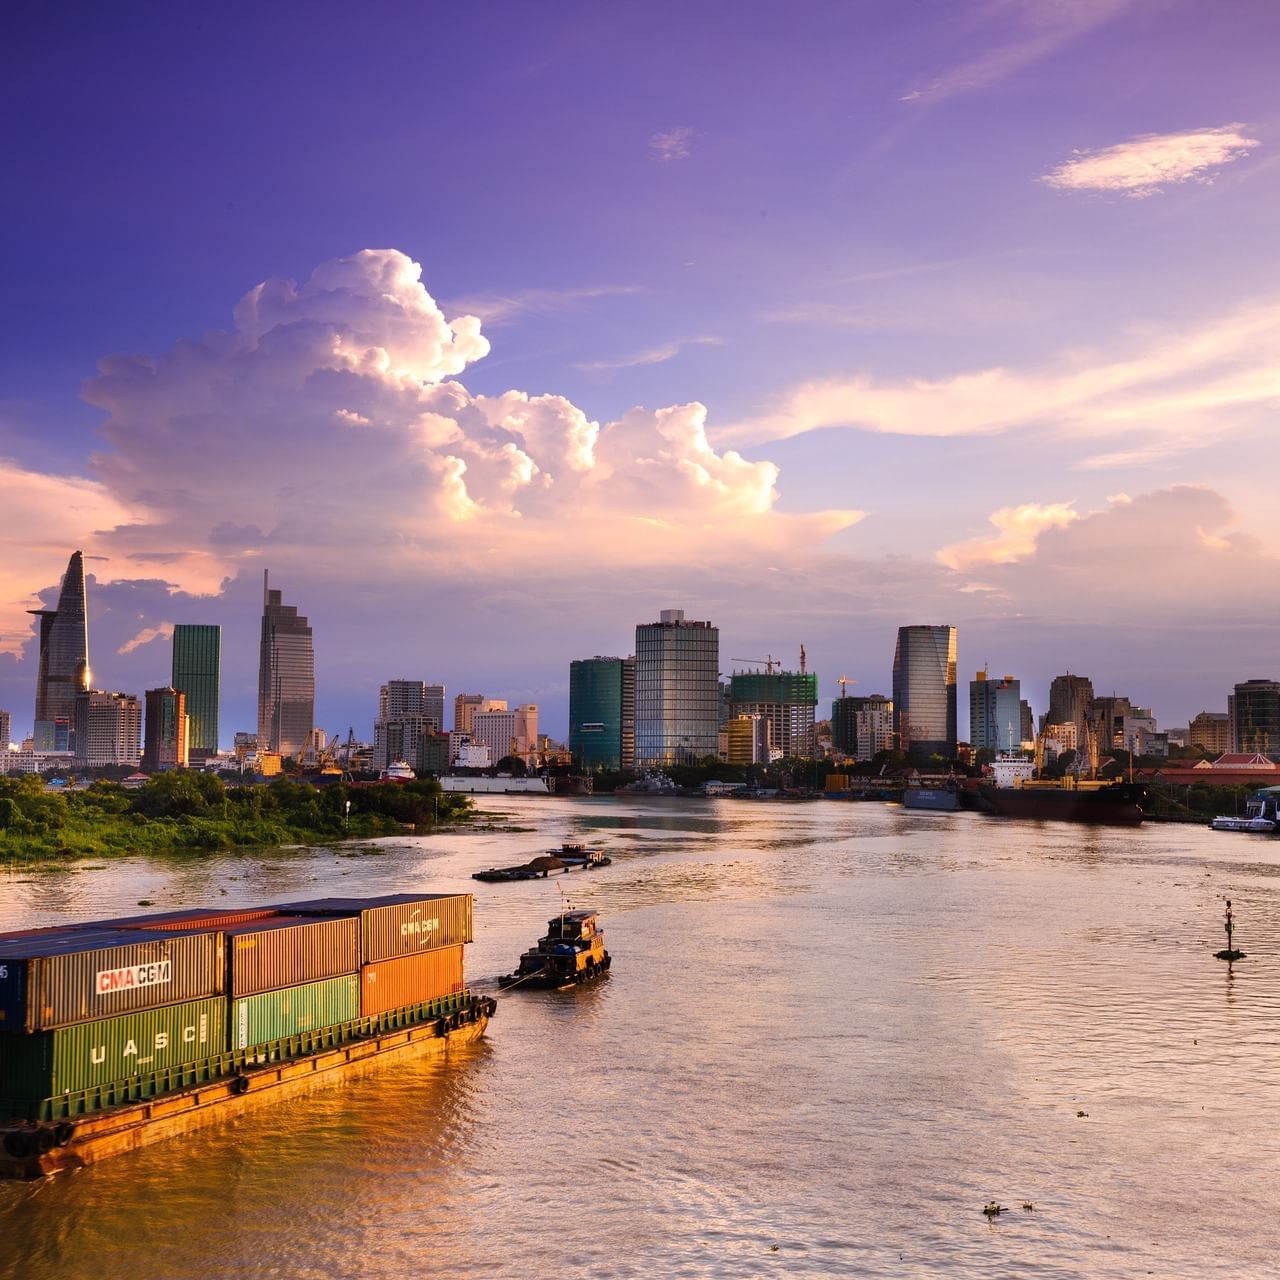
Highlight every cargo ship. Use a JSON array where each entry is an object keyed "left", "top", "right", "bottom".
[
  {"left": 0, "top": 894, "right": 494, "bottom": 1179},
  {"left": 974, "top": 778, "right": 1147, "bottom": 825},
  {"left": 901, "top": 783, "right": 962, "bottom": 812},
  {"left": 498, "top": 910, "right": 610, "bottom": 989}
]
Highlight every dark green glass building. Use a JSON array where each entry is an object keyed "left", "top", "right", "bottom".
[
  {"left": 569, "top": 657, "right": 625, "bottom": 770},
  {"left": 172, "top": 624, "right": 221, "bottom": 757}
]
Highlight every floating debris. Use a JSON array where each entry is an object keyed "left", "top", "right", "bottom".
[
  {"left": 1022, "top": 1202, "right": 1035, "bottom": 1212},
  {"left": 1076, "top": 1110, "right": 1088, "bottom": 1117},
  {"left": 983, "top": 1202, "right": 1003, "bottom": 1217}
]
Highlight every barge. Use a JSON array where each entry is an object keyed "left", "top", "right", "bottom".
[{"left": 0, "top": 893, "right": 493, "bottom": 1179}]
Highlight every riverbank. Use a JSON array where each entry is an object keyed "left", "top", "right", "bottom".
[{"left": 0, "top": 772, "right": 472, "bottom": 861}]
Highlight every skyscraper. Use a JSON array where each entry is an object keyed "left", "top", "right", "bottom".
[
  {"left": 0, "top": 709, "right": 10, "bottom": 749},
  {"left": 892, "top": 625, "right": 957, "bottom": 760},
  {"left": 29, "top": 550, "right": 90, "bottom": 738},
  {"left": 569, "top": 657, "right": 626, "bottom": 770},
  {"left": 257, "top": 571, "right": 315, "bottom": 758},
  {"left": 634, "top": 609, "right": 720, "bottom": 768},
  {"left": 728, "top": 669, "right": 818, "bottom": 758},
  {"left": 454, "top": 693, "right": 485, "bottom": 734},
  {"left": 1047, "top": 673, "right": 1094, "bottom": 748},
  {"left": 1229, "top": 679, "right": 1280, "bottom": 754},
  {"left": 142, "top": 687, "right": 188, "bottom": 772},
  {"left": 74, "top": 690, "right": 141, "bottom": 769},
  {"left": 969, "top": 671, "right": 1023, "bottom": 752},
  {"left": 373, "top": 679, "right": 444, "bottom": 771},
  {"left": 171, "top": 624, "right": 220, "bottom": 759}
]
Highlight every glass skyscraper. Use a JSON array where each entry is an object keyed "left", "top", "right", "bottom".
[
  {"left": 172, "top": 624, "right": 220, "bottom": 757},
  {"left": 892, "top": 625, "right": 957, "bottom": 760},
  {"left": 257, "top": 572, "right": 315, "bottom": 758},
  {"left": 29, "top": 549, "right": 90, "bottom": 734},
  {"left": 969, "top": 672, "right": 1023, "bottom": 752},
  {"left": 569, "top": 657, "right": 625, "bottom": 770},
  {"left": 634, "top": 609, "right": 719, "bottom": 768}
]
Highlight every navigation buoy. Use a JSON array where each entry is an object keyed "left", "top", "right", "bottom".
[{"left": 1215, "top": 897, "right": 1245, "bottom": 961}]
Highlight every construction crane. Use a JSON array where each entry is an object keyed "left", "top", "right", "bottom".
[
  {"left": 837, "top": 675, "right": 856, "bottom": 698},
  {"left": 731, "top": 655, "right": 779, "bottom": 674},
  {"left": 799, "top": 644, "right": 806, "bottom": 674}
]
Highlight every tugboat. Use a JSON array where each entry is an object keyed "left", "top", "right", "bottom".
[
  {"left": 498, "top": 910, "right": 611, "bottom": 989},
  {"left": 549, "top": 842, "right": 612, "bottom": 869}
]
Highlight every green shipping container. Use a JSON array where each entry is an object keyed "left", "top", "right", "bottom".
[
  {"left": 0, "top": 996, "right": 226, "bottom": 1103},
  {"left": 230, "top": 974, "right": 359, "bottom": 1051}
]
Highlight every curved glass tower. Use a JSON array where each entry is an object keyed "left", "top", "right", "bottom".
[
  {"left": 892, "top": 625, "right": 957, "bottom": 760},
  {"left": 30, "top": 550, "right": 90, "bottom": 733}
]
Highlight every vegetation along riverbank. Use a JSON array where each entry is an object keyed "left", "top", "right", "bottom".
[{"left": 0, "top": 773, "right": 472, "bottom": 860}]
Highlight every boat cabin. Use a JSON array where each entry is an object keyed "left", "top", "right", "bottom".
[{"left": 545, "top": 910, "right": 600, "bottom": 942}]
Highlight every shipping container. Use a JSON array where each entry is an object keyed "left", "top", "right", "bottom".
[
  {"left": 225, "top": 916, "right": 359, "bottom": 997},
  {"left": 96, "top": 907, "right": 281, "bottom": 932},
  {"left": 0, "top": 996, "right": 226, "bottom": 1102},
  {"left": 230, "top": 974, "right": 360, "bottom": 1050},
  {"left": 359, "top": 945, "right": 466, "bottom": 1018},
  {"left": 0, "top": 929, "right": 225, "bottom": 1032},
  {"left": 273, "top": 894, "right": 474, "bottom": 962}
]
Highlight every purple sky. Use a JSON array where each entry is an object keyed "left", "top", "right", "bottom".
[{"left": 2, "top": 1, "right": 1279, "bottom": 745}]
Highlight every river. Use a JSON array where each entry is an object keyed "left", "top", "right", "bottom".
[{"left": 2, "top": 798, "right": 1277, "bottom": 1278}]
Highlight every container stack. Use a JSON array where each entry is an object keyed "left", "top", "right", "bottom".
[{"left": 0, "top": 893, "right": 474, "bottom": 1120}]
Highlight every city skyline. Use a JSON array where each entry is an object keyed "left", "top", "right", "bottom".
[{"left": 3, "top": 6, "right": 1279, "bottom": 742}]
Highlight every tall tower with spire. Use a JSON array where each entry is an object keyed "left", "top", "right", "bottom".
[
  {"left": 30, "top": 550, "right": 91, "bottom": 741},
  {"left": 256, "top": 570, "right": 315, "bottom": 758}
]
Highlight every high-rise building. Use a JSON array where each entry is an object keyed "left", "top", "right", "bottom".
[
  {"left": 171, "top": 624, "right": 220, "bottom": 759},
  {"left": 0, "top": 709, "right": 10, "bottom": 748},
  {"left": 970, "top": 671, "right": 1022, "bottom": 753},
  {"left": 257, "top": 571, "right": 315, "bottom": 758},
  {"left": 1229, "top": 679, "right": 1280, "bottom": 755},
  {"left": 30, "top": 550, "right": 91, "bottom": 743},
  {"left": 569, "top": 657, "right": 626, "bottom": 771},
  {"left": 728, "top": 670, "right": 818, "bottom": 759},
  {"left": 620, "top": 656, "right": 636, "bottom": 771},
  {"left": 1189, "top": 711, "right": 1230, "bottom": 754},
  {"left": 1088, "top": 694, "right": 1132, "bottom": 754},
  {"left": 453, "top": 694, "right": 485, "bottom": 734},
  {"left": 634, "top": 609, "right": 720, "bottom": 769},
  {"left": 379, "top": 680, "right": 444, "bottom": 728},
  {"left": 142, "top": 687, "right": 188, "bottom": 772},
  {"left": 831, "top": 695, "right": 858, "bottom": 756},
  {"left": 892, "top": 625, "right": 957, "bottom": 760},
  {"left": 1019, "top": 699, "right": 1034, "bottom": 745},
  {"left": 854, "top": 695, "right": 895, "bottom": 761},
  {"left": 74, "top": 690, "right": 141, "bottom": 769},
  {"left": 471, "top": 704, "right": 538, "bottom": 765},
  {"left": 1047, "top": 674, "right": 1094, "bottom": 750},
  {"left": 374, "top": 680, "right": 445, "bottom": 771},
  {"left": 726, "top": 714, "right": 771, "bottom": 765}
]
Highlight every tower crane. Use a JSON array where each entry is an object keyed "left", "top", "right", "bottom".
[
  {"left": 837, "top": 675, "right": 856, "bottom": 698},
  {"left": 731, "top": 655, "right": 779, "bottom": 674}
]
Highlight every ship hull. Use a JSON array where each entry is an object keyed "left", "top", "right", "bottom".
[
  {"left": 901, "top": 787, "right": 961, "bottom": 812},
  {"left": 976, "top": 783, "right": 1146, "bottom": 826}
]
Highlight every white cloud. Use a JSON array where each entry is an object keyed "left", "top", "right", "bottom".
[
  {"left": 573, "top": 336, "right": 721, "bottom": 371},
  {"left": 725, "top": 297, "right": 1280, "bottom": 450},
  {"left": 650, "top": 126, "right": 694, "bottom": 162},
  {"left": 117, "top": 621, "right": 175, "bottom": 655},
  {"left": 938, "top": 502, "right": 1080, "bottom": 571},
  {"left": 1042, "top": 124, "right": 1259, "bottom": 197},
  {"left": 440, "top": 284, "right": 642, "bottom": 326}
]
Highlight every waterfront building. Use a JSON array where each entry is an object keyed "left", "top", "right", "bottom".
[
  {"left": 1088, "top": 694, "right": 1132, "bottom": 754},
  {"left": 726, "top": 713, "right": 771, "bottom": 766},
  {"left": 142, "top": 687, "right": 188, "bottom": 772},
  {"left": 1229, "top": 679, "right": 1280, "bottom": 755},
  {"left": 634, "top": 609, "right": 720, "bottom": 768},
  {"left": 1047, "top": 674, "right": 1094, "bottom": 751},
  {"left": 379, "top": 680, "right": 444, "bottom": 728},
  {"left": 1020, "top": 699, "right": 1034, "bottom": 746},
  {"left": 728, "top": 669, "right": 818, "bottom": 758},
  {"left": 853, "top": 696, "right": 894, "bottom": 762},
  {"left": 621, "top": 656, "right": 636, "bottom": 770},
  {"left": 969, "top": 671, "right": 1022, "bottom": 753},
  {"left": 171, "top": 624, "right": 220, "bottom": 760},
  {"left": 73, "top": 690, "right": 141, "bottom": 769},
  {"left": 29, "top": 550, "right": 91, "bottom": 745},
  {"left": 1189, "top": 711, "right": 1230, "bottom": 754},
  {"left": 831, "top": 695, "right": 858, "bottom": 756},
  {"left": 256, "top": 571, "right": 315, "bottom": 758},
  {"left": 472, "top": 704, "right": 538, "bottom": 765},
  {"left": 569, "top": 657, "right": 625, "bottom": 771},
  {"left": 892, "top": 625, "right": 957, "bottom": 760},
  {"left": 374, "top": 680, "right": 446, "bottom": 771},
  {"left": 453, "top": 693, "right": 485, "bottom": 735}
]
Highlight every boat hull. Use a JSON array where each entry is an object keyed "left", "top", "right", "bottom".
[
  {"left": 902, "top": 788, "right": 961, "bottom": 812},
  {"left": 0, "top": 1015, "right": 488, "bottom": 1180},
  {"left": 976, "top": 782, "right": 1146, "bottom": 826}
]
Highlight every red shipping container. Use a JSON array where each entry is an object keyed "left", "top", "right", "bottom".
[{"left": 359, "top": 945, "right": 465, "bottom": 1017}]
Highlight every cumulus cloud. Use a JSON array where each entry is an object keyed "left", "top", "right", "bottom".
[
  {"left": 1042, "top": 124, "right": 1259, "bottom": 197},
  {"left": 117, "top": 621, "right": 175, "bottom": 655},
  {"left": 650, "top": 126, "right": 694, "bottom": 162},
  {"left": 726, "top": 296, "right": 1280, "bottom": 449},
  {"left": 938, "top": 502, "right": 1080, "bottom": 571},
  {"left": 0, "top": 250, "right": 859, "bottom": 656}
]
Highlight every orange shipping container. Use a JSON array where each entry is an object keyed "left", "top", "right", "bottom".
[{"left": 360, "top": 945, "right": 465, "bottom": 1017}]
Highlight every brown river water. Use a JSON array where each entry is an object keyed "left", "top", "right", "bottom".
[{"left": 1, "top": 797, "right": 1278, "bottom": 1279}]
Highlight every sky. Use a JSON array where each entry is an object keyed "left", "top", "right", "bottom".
[{"left": 2, "top": 0, "right": 1278, "bottom": 746}]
